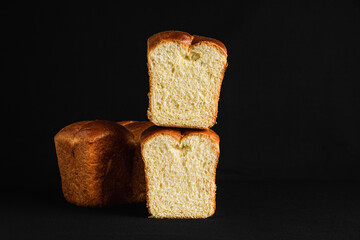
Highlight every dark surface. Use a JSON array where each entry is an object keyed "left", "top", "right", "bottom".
[
  {"left": 2, "top": 0, "right": 360, "bottom": 239},
  {"left": 2, "top": 171, "right": 360, "bottom": 239}
]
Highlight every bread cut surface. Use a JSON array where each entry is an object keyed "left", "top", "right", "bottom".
[
  {"left": 141, "top": 126, "right": 220, "bottom": 218},
  {"left": 147, "top": 31, "right": 228, "bottom": 129}
]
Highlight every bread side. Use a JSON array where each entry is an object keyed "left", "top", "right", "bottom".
[
  {"left": 54, "top": 120, "right": 136, "bottom": 207},
  {"left": 141, "top": 126, "right": 220, "bottom": 218},
  {"left": 118, "top": 121, "right": 154, "bottom": 202},
  {"left": 147, "top": 30, "right": 228, "bottom": 129}
]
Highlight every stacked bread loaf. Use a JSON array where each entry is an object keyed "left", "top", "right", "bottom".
[{"left": 54, "top": 31, "right": 228, "bottom": 218}]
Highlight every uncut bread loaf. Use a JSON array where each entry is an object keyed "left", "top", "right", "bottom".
[
  {"left": 54, "top": 120, "right": 153, "bottom": 207},
  {"left": 54, "top": 120, "right": 135, "bottom": 207},
  {"left": 141, "top": 126, "right": 220, "bottom": 218},
  {"left": 118, "top": 121, "right": 154, "bottom": 202},
  {"left": 147, "top": 30, "right": 228, "bottom": 129}
]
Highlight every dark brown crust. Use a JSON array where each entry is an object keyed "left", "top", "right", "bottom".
[
  {"left": 118, "top": 121, "right": 154, "bottom": 142},
  {"left": 140, "top": 126, "right": 220, "bottom": 218},
  {"left": 118, "top": 121, "right": 154, "bottom": 202},
  {"left": 147, "top": 30, "right": 228, "bottom": 129},
  {"left": 54, "top": 120, "right": 137, "bottom": 207}
]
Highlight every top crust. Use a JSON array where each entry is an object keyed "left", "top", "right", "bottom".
[
  {"left": 147, "top": 30, "right": 227, "bottom": 57},
  {"left": 141, "top": 125, "right": 220, "bottom": 149},
  {"left": 55, "top": 120, "right": 135, "bottom": 146}
]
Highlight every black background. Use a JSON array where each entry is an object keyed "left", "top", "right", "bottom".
[{"left": 2, "top": 1, "right": 360, "bottom": 239}]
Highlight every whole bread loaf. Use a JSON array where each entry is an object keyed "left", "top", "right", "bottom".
[
  {"left": 54, "top": 120, "right": 153, "bottom": 206},
  {"left": 147, "top": 30, "right": 228, "bottom": 129},
  {"left": 141, "top": 126, "right": 220, "bottom": 218},
  {"left": 54, "top": 120, "right": 135, "bottom": 206}
]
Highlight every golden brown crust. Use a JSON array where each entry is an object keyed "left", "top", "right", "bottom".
[
  {"left": 117, "top": 121, "right": 154, "bottom": 202},
  {"left": 147, "top": 30, "right": 228, "bottom": 129},
  {"left": 141, "top": 126, "right": 219, "bottom": 147},
  {"left": 147, "top": 30, "right": 193, "bottom": 55},
  {"left": 147, "top": 31, "right": 227, "bottom": 56},
  {"left": 54, "top": 120, "right": 136, "bottom": 207},
  {"left": 117, "top": 120, "right": 136, "bottom": 126},
  {"left": 140, "top": 126, "right": 220, "bottom": 218}
]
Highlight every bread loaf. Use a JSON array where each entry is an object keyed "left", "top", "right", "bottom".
[
  {"left": 54, "top": 120, "right": 135, "bottom": 206},
  {"left": 141, "top": 126, "right": 220, "bottom": 218},
  {"left": 147, "top": 30, "right": 228, "bottom": 129},
  {"left": 54, "top": 120, "right": 153, "bottom": 206}
]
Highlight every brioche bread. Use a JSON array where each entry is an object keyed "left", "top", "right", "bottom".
[
  {"left": 147, "top": 31, "right": 228, "bottom": 129},
  {"left": 54, "top": 120, "right": 153, "bottom": 206},
  {"left": 141, "top": 126, "right": 220, "bottom": 218},
  {"left": 54, "top": 120, "right": 135, "bottom": 206},
  {"left": 118, "top": 121, "right": 154, "bottom": 202}
]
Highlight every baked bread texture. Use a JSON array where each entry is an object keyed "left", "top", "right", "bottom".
[
  {"left": 147, "top": 30, "right": 228, "bottom": 129},
  {"left": 118, "top": 121, "right": 154, "bottom": 202},
  {"left": 141, "top": 126, "right": 220, "bottom": 218},
  {"left": 54, "top": 120, "right": 136, "bottom": 207}
]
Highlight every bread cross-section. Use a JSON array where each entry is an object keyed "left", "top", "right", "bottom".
[
  {"left": 141, "top": 126, "right": 220, "bottom": 218},
  {"left": 147, "top": 31, "right": 228, "bottom": 129}
]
